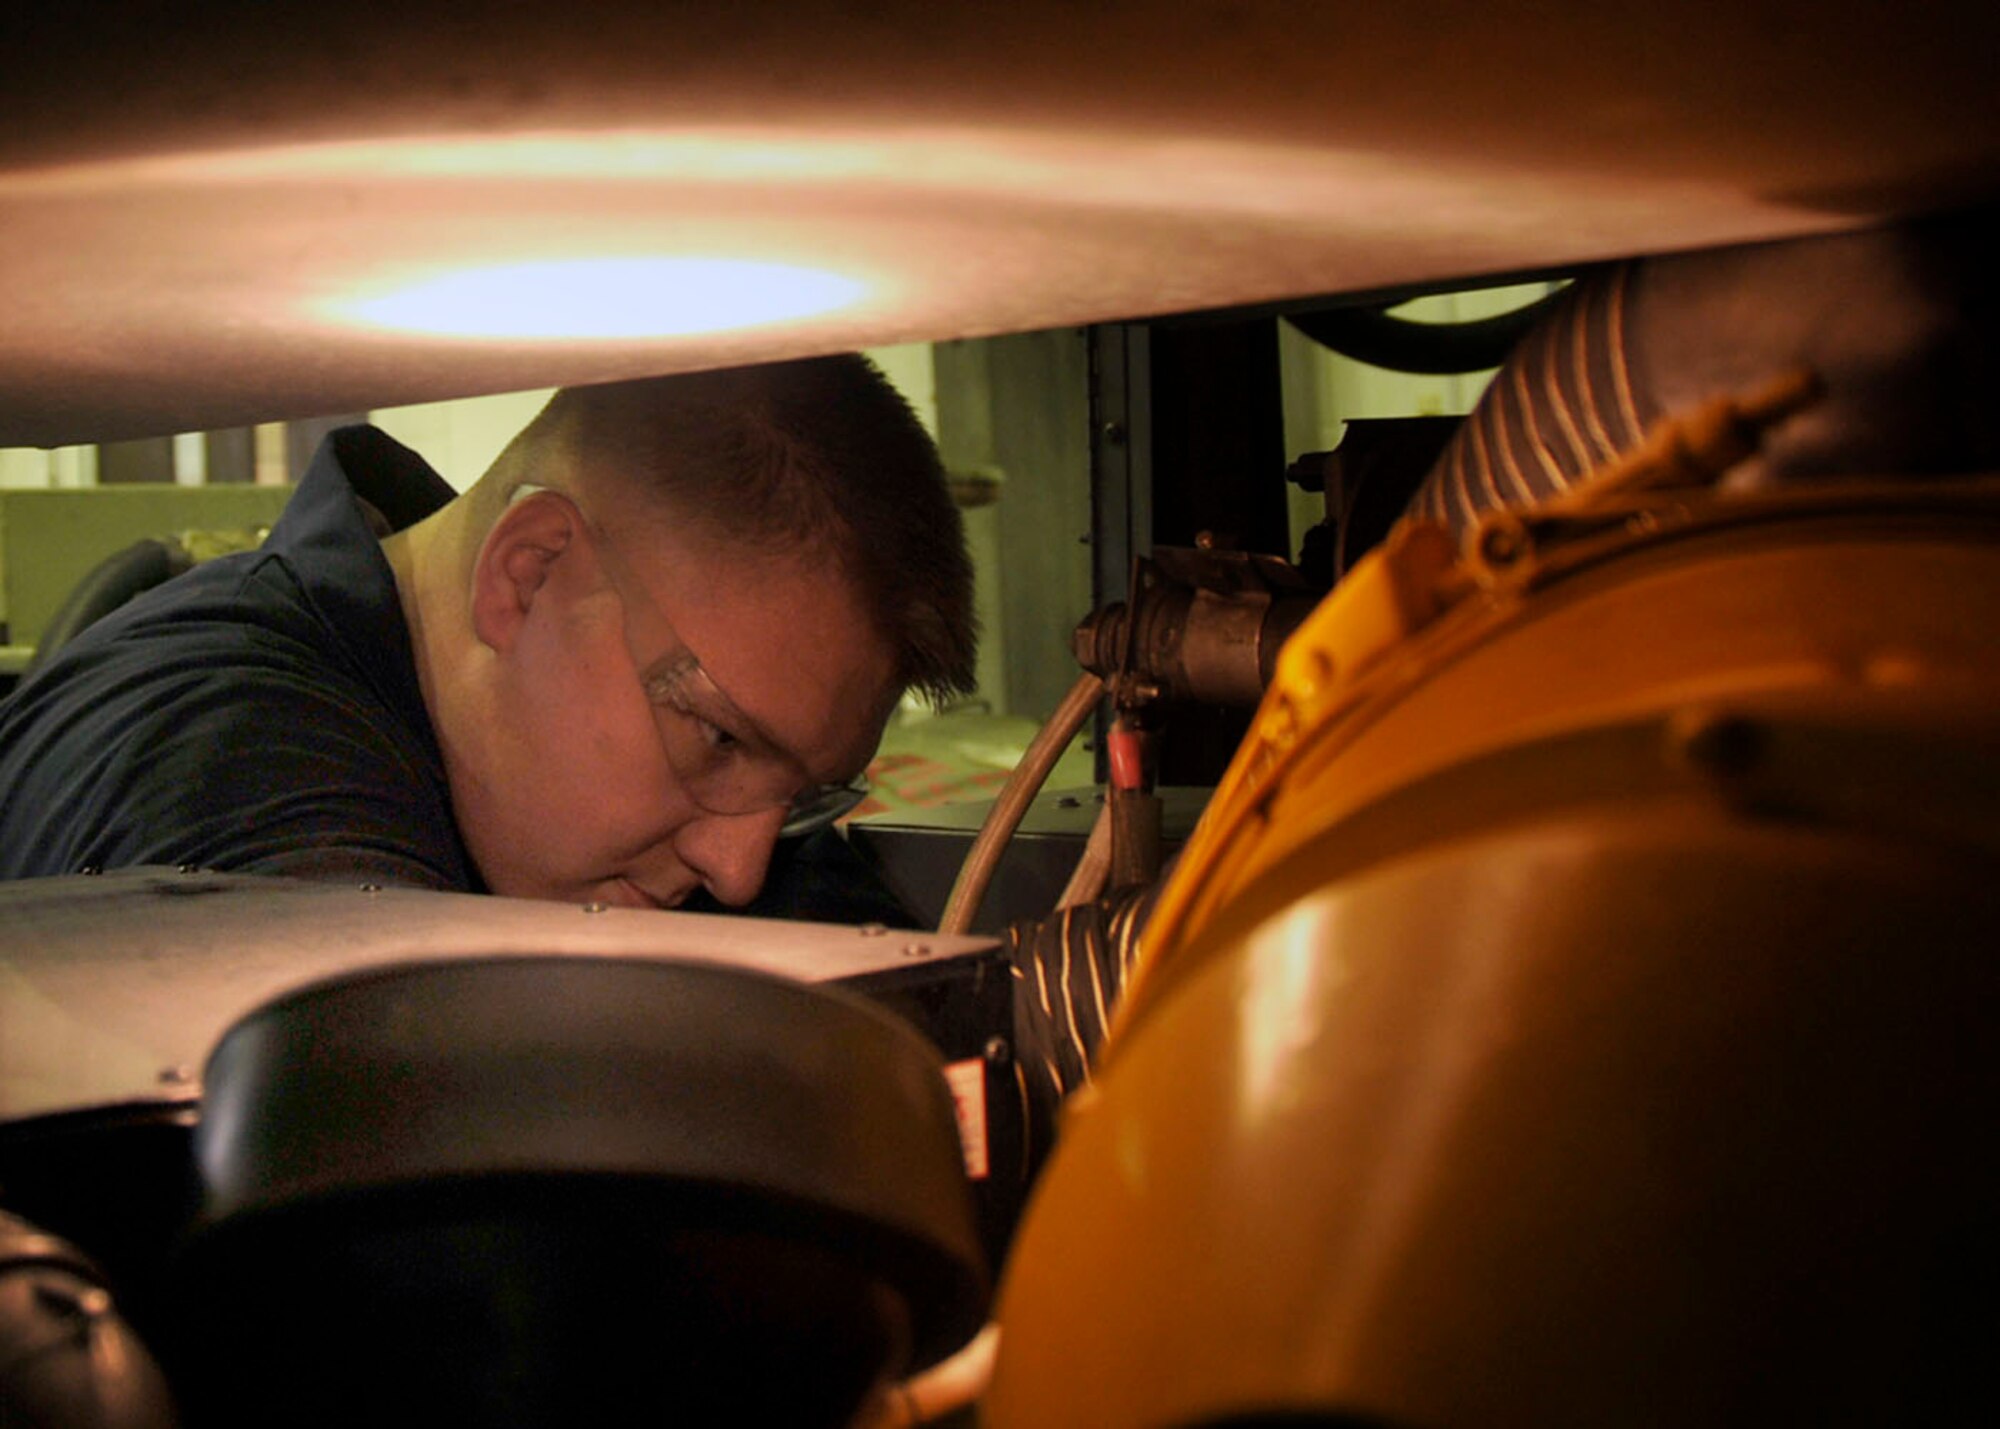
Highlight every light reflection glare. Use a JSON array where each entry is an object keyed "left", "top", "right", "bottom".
[
  {"left": 1237, "top": 898, "right": 1348, "bottom": 1120},
  {"left": 335, "top": 258, "right": 866, "bottom": 339}
]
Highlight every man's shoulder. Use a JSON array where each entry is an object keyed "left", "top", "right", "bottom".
[
  {"left": 1, "top": 536, "right": 423, "bottom": 790},
  {"left": 25, "top": 546, "right": 340, "bottom": 690},
  {"left": 0, "top": 571, "right": 462, "bottom": 886},
  {"left": 2, "top": 580, "right": 406, "bottom": 781},
  {"left": 50, "top": 519, "right": 418, "bottom": 710},
  {"left": 0, "top": 469, "right": 463, "bottom": 889}
]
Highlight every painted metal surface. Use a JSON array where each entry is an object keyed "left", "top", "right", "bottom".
[
  {"left": 992, "top": 481, "right": 2000, "bottom": 1422},
  {"left": 990, "top": 817, "right": 2000, "bottom": 1424},
  {"left": 0, "top": 867, "right": 994, "bottom": 1122}
]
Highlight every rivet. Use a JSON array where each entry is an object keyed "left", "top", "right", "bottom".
[
  {"left": 582, "top": 901, "right": 609, "bottom": 914},
  {"left": 158, "top": 1065, "right": 193, "bottom": 1086},
  {"left": 176, "top": 864, "right": 200, "bottom": 875},
  {"left": 857, "top": 922, "right": 889, "bottom": 937},
  {"left": 358, "top": 882, "right": 382, "bottom": 894},
  {"left": 901, "top": 943, "right": 932, "bottom": 958},
  {"left": 984, "top": 1036, "right": 1011, "bottom": 1064}
]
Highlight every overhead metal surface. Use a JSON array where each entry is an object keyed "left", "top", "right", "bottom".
[{"left": 1, "top": 1, "right": 1994, "bottom": 444}]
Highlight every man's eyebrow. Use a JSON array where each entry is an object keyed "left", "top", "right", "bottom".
[
  {"left": 604, "top": 518, "right": 821, "bottom": 777},
  {"left": 640, "top": 652, "right": 795, "bottom": 763}
]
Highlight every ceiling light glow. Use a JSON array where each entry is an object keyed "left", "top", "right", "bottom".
[{"left": 335, "top": 257, "right": 865, "bottom": 339}]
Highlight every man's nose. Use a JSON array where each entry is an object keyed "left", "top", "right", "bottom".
[{"left": 673, "top": 804, "right": 788, "bottom": 907}]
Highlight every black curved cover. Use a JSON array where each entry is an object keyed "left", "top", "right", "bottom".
[{"left": 178, "top": 956, "right": 987, "bottom": 1428}]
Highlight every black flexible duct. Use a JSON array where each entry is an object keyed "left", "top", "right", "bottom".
[
  {"left": 1408, "top": 210, "right": 2000, "bottom": 540},
  {"left": 1286, "top": 289, "right": 1568, "bottom": 374},
  {"left": 1004, "top": 884, "right": 1155, "bottom": 1186}
]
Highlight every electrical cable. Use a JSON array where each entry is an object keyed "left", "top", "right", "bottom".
[
  {"left": 938, "top": 672, "right": 1104, "bottom": 935},
  {"left": 853, "top": 1323, "right": 1001, "bottom": 1428},
  {"left": 1056, "top": 802, "right": 1113, "bottom": 909}
]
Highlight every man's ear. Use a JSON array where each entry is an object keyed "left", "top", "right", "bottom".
[{"left": 468, "top": 490, "right": 586, "bottom": 653}]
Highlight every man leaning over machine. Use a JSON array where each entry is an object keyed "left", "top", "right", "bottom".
[{"left": 0, "top": 355, "right": 976, "bottom": 913}]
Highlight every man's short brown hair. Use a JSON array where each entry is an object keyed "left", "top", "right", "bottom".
[{"left": 500, "top": 355, "right": 977, "bottom": 706}]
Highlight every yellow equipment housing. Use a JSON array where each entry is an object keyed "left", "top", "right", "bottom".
[{"left": 988, "top": 475, "right": 2000, "bottom": 1426}]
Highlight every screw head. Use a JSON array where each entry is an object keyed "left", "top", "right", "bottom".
[
  {"left": 1477, "top": 521, "right": 1525, "bottom": 566},
  {"left": 34, "top": 1282, "right": 112, "bottom": 1322},
  {"left": 1669, "top": 709, "right": 1766, "bottom": 777}
]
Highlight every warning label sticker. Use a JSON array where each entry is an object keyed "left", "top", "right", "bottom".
[{"left": 943, "top": 1058, "right": 989, "bottom": 1181}]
